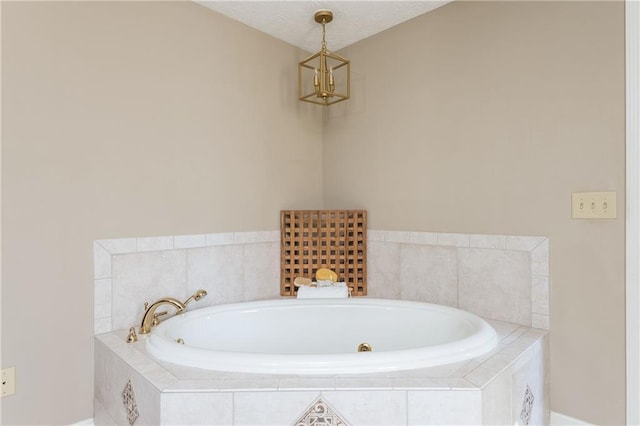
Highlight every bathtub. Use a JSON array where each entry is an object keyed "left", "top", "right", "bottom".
[{"left": 146, "top": 298, "right": 497, "bottom": 375}]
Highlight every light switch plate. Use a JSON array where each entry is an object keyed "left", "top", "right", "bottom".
[
  {"left": 572, "top": 192, "right": 617, "bottom": 219},
  {"left": 2, "top": 367, "right": 16, "bottom": 397}
]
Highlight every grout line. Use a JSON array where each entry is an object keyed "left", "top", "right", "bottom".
[
  {"left": 108, "top": 249, "right": 114, "bottom": 334},
  {"left": 231, "top": 391, "right": 235, "bottom": 425},
  {"left": 405, "top": 389, "right": 409, "bottom": 426},
  {"left": 185, "top": 248, "right": 190, "bottom": 297},
  {"left": 529, "top": 237, "right": 547, "bottom": 252},
  {"left": 456, "top": 248, "right": 460, "bottom": 308},
  {"left": 109, "top": 278, "right": 114, "bottom": 333},
  {"left": 95, "top": 240, "right": 110, "bottom": 253},
  {"left": 529, "top": 247, "right": 536, "bottom": 325},
  {"left": 241, "top": 245, "right": 246, "bottom": 301}
]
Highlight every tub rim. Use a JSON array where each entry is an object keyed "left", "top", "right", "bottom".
[{"left": 146, "top": 298, "right": 498, "bottom": 375}]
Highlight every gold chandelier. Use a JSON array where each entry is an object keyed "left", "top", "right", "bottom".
[{"left": 298, "top": 10, "right": 350, "bottom": 106}]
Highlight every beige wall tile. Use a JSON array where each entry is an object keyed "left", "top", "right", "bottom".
[
  {"left": 400, "top": 245, "right": 458, "bottom": 306},
  {"left": 243, "top": 242, "right": 281, "bottom": 301},
  {"left": 112, "top": 250, "right": 188, "bottom": 331},
  {"left": 367, "top": 241, "right": 402, "bottom": 298},
  {"left": 458, "top": 248, "right": 531, "bottom": 325},
  {"left": 161, "top": 393, "right": 233, "bottom": 426},
  {"left": 187, "top": 245, "right": 244, "bottom": 307},
  {"left": 233, "top": 391, "right": 318, "bottom": 426},
  {"left": 323, "top": 390, "right": 407, "bottom": 426},
  {"left": 407, "top": 390, "right": 481, "bottom": 425},
  {"left": 174, "top": 234, "right": 207, "bottom": 249}
]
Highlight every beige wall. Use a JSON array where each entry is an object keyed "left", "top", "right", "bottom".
[
  {"left": 1, "top": 1, "right": 627, "bottom": 424},
  {"left": 324, "top": 1, "right": 625, "bottom": 423},
  {"left": 1, "top": 2, "right": 322, "bottom": 424}
]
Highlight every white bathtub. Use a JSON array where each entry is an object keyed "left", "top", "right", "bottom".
[{"left": 146, "top": 298, "right": 498, "bottom": 375}]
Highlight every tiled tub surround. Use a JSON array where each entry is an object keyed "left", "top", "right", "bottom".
[
  {"left": 94, "top": 230, "right": 549, "bottom": 425},
  {"left": 94, "top": 230, "right": 549, "bottom": 334},
  {"left": 367, "top": 231, "right": 550, "bottom": 330},
  {"left": 95, "top": 319, "right": 549, "bottom": 425}
]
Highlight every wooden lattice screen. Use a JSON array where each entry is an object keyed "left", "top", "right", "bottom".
[{"left": 280, "top": 210, "right": 367, "bottom": 296}]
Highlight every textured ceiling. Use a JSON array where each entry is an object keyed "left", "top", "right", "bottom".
[{"left": 196, "top": 1, "right": 452, "bottom": 52}]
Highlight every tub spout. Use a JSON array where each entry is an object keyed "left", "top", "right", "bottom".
[{"left": 139, "top": 289, "right": 207, "bottom": 334}]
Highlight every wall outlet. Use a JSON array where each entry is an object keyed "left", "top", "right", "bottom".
[
  {"left": 1, "top": 367, "right": 16, "bottom": 397},
  {"left": 572, "top": 191, "right": 617, "bottom": 219}
]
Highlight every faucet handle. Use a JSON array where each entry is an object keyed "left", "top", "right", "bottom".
[
  {"left": 126, "top": 327, "right": 138, "bottom": 343},
  {"left": 151, "top": 311, "right": 168, "bottom": 326}
]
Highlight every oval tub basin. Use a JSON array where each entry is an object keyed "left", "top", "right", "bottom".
[{"left": 146, "top": 298, "right": 498, "bottom": 375}]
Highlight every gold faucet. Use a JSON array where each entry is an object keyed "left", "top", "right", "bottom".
[{"left": 139, "top": 289, "right": 207, "bottom": 334}]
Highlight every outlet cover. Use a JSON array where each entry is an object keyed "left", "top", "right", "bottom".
[{"left": 2, "top": 367, "right": 15, "bottom": 397}]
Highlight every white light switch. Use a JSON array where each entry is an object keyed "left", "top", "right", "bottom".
[{"left": 572, "top": 192, "right": 617, "bottom": 219}]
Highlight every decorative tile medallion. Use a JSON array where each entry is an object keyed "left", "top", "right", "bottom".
[
  {"left": 294, "top": 398, "right": 349, "bottom": 426},
  {"left": 121, "top": 379, "right": 139, "bottom": 425},
  {"left": 520, "top": 384, "right": 535, "bottom": 425}
]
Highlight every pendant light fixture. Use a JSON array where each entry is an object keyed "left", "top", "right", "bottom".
[{"left": 298, "top": 10, "right": 350, "bottom": 106}]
